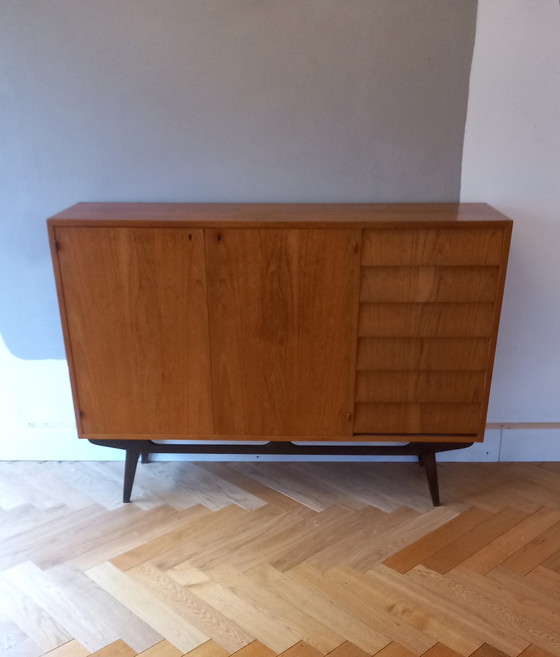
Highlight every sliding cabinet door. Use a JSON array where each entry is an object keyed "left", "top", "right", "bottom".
[
  {"left": 206, "top": 228, "right": 359, "bottom": 437},
  {"left": 54, "top": 227, "right": 214, "bottom": 437}
]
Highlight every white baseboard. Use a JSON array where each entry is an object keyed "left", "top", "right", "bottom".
[
  {"left": 1, "top": 427, "right": 559, "bottom": 462},
  {"left": 499, "top": 428, "right": 560, "bottom": 461},
  {"left": 0, "top": 427, "right": 121, "bottom": 460}
]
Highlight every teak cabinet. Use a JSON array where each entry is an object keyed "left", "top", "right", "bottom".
[{"left": 48, "top": 203, "right": 512, "bottom": 504}]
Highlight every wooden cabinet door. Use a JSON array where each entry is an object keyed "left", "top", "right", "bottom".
[
  {"left": 205, "top": 228, "right": 359, "bottom": 437},
  {"left": 54, "top": 227, "right": 214, "bottom": 437}
]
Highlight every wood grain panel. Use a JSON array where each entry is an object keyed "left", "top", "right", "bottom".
[
  {"left": 361, "top": 228, "right": 505, "bottom": 266},
  {"left": 355, "top": 372, "right": 486, "bottom": 403},
  {"left": 356, "top": 338, "right": 491, "bottom": 371},
  {"left": 359, "top": 267, "right": 499, "bottom": 303},
  {"left": 7, "top": 460, "right": 560, "bottom": 657},
  {"left": 421, "top": 507, "right": 528, "bottom": 574},
  {"left": 353, "top": 403, "right": 482, "bottom": 435},
  {"left": 383, "top": 506, "right": 493, "bottom": 573},
  {"left": 54, "top": 227, "right": 213, "bottom": 437},
  {"left": 205, "top": 228, "right": 359, "bottom": 436},
  {"left": 358, "top": 304, "right": 495, "bottom": 338}
]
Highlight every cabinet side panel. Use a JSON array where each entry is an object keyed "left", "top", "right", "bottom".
[
  {"left": 477, "top": 223, "right": 513, "bottom": 431},
  {"left": 55, "top": 227, "right": 214, "bottom": 436},
  {"left": 206, "top": 228, "right": 358, "bottom": 436}
]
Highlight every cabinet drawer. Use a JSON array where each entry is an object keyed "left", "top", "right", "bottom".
[
  {"left": 354, "top": 403, "right": 482, "bottom": 435},
  {"left": 355, "top": 371, "right": 486, "bottom": 403},
  {"left": 359, "top": 266, "right": 499, "bottom": 303},
  {"left": 359, "top": 303, "right": 495, "bottom": 337},
  {"left": 362, "top": 228, "right": 505, "bottom": 266},
  {"left": 357, "top": 338, "right": 491, "bottom": 371}
]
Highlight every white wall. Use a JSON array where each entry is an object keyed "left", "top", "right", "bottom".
[
  {"left": 461, "top": 0, "right": 560, "bottom": 458},
  {"left": 0, "top": 335, "right": 119, "bottom": 459}
]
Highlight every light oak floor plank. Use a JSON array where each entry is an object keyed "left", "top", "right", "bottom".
[
  {"left": 421, "top": 507, "right": 529, "bottom": 574},
  {"left": 1, "top": 461, "right": 560, "bottom": 657},
  {"left": 457, "top": 507, "right": 560, "bottom": 574},
  {"left": 109, "top": 505, "right": 214, "bottom": 571},
  {"left": 292, "top": 564, "right": 435, "bottom": 655},
  {"left": 87, "top": 640, "right": 136, "bottom": 657},
  {"left": 3, "top": 562, "right": 129, "bottom": 653},
  {"left": 86, "top": 562, "right": 209, "bottom": 654},
  {"left": 182, "top": 640, "right": 229, "bottom": 657},
  {"left": 0, "top": 575, "right": 71, "bottom": 653},
  {"left": 128, "top": 562, "right": 252, "bottom": 653},
  {"left": 525, "top": 566, "right": 560, "bottom": 602},
  {"left": 500, "top": 520, "right": 560, "bottom": 575},
  {"left": 247, "top": 563, "right": 390, "bottom": 655},
  {"left": 277, "top": 642, "right": 323, "bottom": 657},
  {"left": 383, "top": 506, "right": 493, "bottom": 573},
  {"left": 0, "top": 614, "right": 29, "bottom": 653},
  {"left": 228, "top": 641, "right": 276, "bottom": 657},
  {"left": 41, "top": 641, "right": 89, "bottom": 657},
  {"left": 0, "top": 638, "right": 43, "bottom": 657},
  {"left": 194, "top": 463, "right": 300, "bottom": 512},
  {"left": 366, "top": 565, "right": 484, "bottom": 656},
  {"left": 205, "top": 564, "right": 344, "bottom": 654},
  {"left": 408, "top": 565, "right": 557, "bottom": 656},
  {"left": 325, "top": 641, "right": 371, "bottom": 657},
  {"left": 135, "top": 640, "right": 183, "bottom": 657}
]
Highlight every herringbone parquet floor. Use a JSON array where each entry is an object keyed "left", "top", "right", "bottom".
[{"left": 1, "top": 460, "right": 560, "bottom": 657}]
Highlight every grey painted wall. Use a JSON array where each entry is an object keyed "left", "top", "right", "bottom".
[{"left": 0, "top": 0, "right": 477, "bottom": 359}]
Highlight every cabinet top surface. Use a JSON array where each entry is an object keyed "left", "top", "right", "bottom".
[{"left": 48, "top": 202, "right": 513, "bottom": 228}]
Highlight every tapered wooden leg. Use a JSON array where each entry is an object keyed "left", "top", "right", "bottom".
[
  {"left": 421, "top": 451, "right": 440, "bottom": 506},
  {"left": 123, "top": 450, "right": 140, "bottom": 503},
  {"left": 141, "top": 452, "right": 151, "bottom": 464},
  {"left": 86, "top": 438, "right": 468, "bottom": 506}
]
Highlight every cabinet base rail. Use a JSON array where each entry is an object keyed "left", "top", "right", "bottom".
[{"left": 89, "top": 439, "right": 473, "bottom": 506}]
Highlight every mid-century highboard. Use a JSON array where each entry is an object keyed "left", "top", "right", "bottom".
[{"left": 48, "top": 203, "right": 512, "bottom": 504}]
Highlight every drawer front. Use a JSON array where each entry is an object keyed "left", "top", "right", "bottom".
[
  {"left": 361, "top": 227, "right": 505, "bottom": 266},
  {"left": 359, "top": 266, "right": 499, "bottom": 303},
  {"left": 355, "top": 371, "right": 486, "bottom": 404},
  {"left": 358, "top": 303, "right": 496, "bottom": 338},
  {"left": 354, "top": 403, "right": 482, "bottom": 435},
  {"left": 357, "top": 337, "right": 491, "bottom": 371}
]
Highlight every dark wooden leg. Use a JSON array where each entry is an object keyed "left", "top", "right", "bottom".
[
  {"left": 123, "top": 450, "right": 140, "bottom": 503},
  {"left": 421, "top": 451, "right": 440, "bottom": 506},
  {"left": 88, "top": 438, "right": 470, "bottom": 506},
  {"left": 141, "top": 452, "right": 151, "bottom": 464}
]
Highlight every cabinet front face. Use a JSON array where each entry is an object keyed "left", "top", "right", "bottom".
[
  {"left": 354, "top": 226, "right": 509, "bottom": 440},
  {"left": 205, "top": 228, "right": 359, "bottom": 437},
  {"left": 54, "top": 227, "right": 214, "bottom": 437},
  {"left": 51, "top": 211, "right": 511, "bottom": 444}
]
